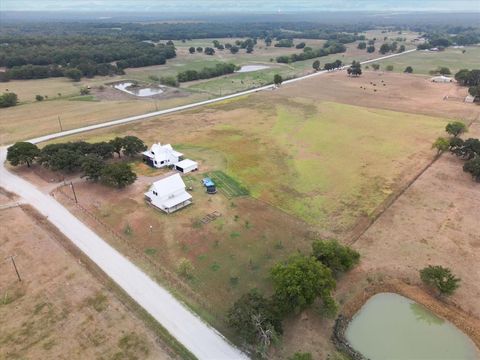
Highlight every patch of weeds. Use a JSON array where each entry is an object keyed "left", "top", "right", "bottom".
[
  {"left": 210, "top": 262, "right": 220, "bottom": 271},
  {"left": 42, "top": 338, "right": 56, "bottom": 350},
  {"left": 114, "top": 332, "right": 150, "bottom": 360},
  {"left": 244, "top": 220, "right": 251, "bottom": 229},
  {"left": 180, "top": 242, "right": 190, "bottom": 253},
  {"left": 229, "top": 276, "right": 239, "bottom": 286},
  {"left": 123, "top": 223, "right": 133, "bottom": 236},
  {"left": 144, "top": 248, "right": 157, "bottom": 256},
  {"left": 230, "top": 231, "right": 241, "bottom": 239},
  {"left": 33, "top": 302, "right": 50, "bottom": 315},
  {"left": 249, "top": 259, "right": 259, "bottom": 271},
  {"left": 192, "top": 219, "right": 203, "bottom": 229},
  {"left": 234, "top": 215, "right": 239, "bottom": 222},
  {"left": 177, "top": 258, "right": 195, "bottom": 279},
  {"left": 197, "top": 254, "right": 207, "bottom": 261},
  {"left": 230, "top": 201, "right": 237, "bottom": 208},
  {"left": 213, "top": 239, "right": 220, "bottom": 248},
  {"left": 274, "top": 241, "right": 284, "bottom": 250},
  {"left": 85, "top": 292, "right": 109, "bottom": 312},
  {"left": 1, "top": 287, "right": 25, "bottom": 306}
]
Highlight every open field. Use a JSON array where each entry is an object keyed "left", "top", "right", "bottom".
[
  {"left": 0, "top": 201, "right": 174, "bottom": 360},
  {"left": 25, "top": 71, "right": 478, "bottom": 356},
  {"left": 376, "top": 46, "right": 480, "bottom": 75}
]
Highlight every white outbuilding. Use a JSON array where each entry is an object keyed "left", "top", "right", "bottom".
[
  {"left": 431, "top": 75, "right": 454, "bottom": 83},
  {"left": 144, "top": 174, "right": 192, "bottom": 213},
  {"left": 175, "top": 159, "right": 198, "bottom": 174},
  {"left": 142, "top": 143, "right": 183, "bottom": 168}
]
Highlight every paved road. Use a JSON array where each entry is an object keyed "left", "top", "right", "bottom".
[{"left": 0, "top": 48, "right": 416, "bottom": 359}]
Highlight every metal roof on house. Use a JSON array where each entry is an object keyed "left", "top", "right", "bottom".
[{"left": 151, "top": 174, "right": 186, "bottom": 198}]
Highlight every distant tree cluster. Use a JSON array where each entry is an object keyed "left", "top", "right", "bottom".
[
  {"left": 347, "top": 61, "right": 362, "bottom": 76},
  {"left": 324, "top": 59, "right": 343, "bottom": 71},
  {"left": 432, "top": 121, "right": 480, "bottom": 182},
  {"left": 276, "top": 42, "right": 346, "bottom": 64},
  {"left": 0, "top": 92, "right": 18, "bottom": 107},
  {"left": 176, "top": 62, "right": 237, "bottom": 82},
  {"left": 455, "top": 69, "right": 480, "bottom": 101},
  {"left": 227, "top": 239, "right": 359, "bottom": 357},
  {"left": 7, "top": 136, "right": 146, "bottom": 187},
  {"left": 274, "top": 39, "right": 294, "bottom": 48}
]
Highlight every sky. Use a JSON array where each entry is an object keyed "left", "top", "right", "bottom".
[{"left": 1, "top": 0, "right": 479, "bottom": 13}]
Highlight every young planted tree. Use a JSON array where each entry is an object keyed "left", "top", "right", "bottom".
[
  {"left": 432, "top": 137, "right": 450, "bottom": 155},
  {"left": 227, "top": 290, "right": 282, "bottom": 357},
  {"left": 273, "top": 74, "right": 283, "bottom": 86},
  {"left": 101, "top": 163, "right": 137, "bottom": 188},
  {"left": 445, "top": 121, "right": 467, "bottom": 137},
  {"left": 7, "top": 142, "right": 40, "bottom": 167},
  {"left": 311, "top": 239, "right": 360, "bottom": 275},
  {"left": 271, "top": 255, "right": 336, "bottom": 315},
  {"left": 420, "top": 265, "right": 460, "bottom": 296}
]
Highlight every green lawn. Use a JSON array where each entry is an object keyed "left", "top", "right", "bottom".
[{"left": 374, "top": 46, "right": 480, "bottom": 75}]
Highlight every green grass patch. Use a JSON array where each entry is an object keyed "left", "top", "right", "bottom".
[
  {"left": 68, "top": 95, "right": 98, "bottom": 102},
  {"left": 208, "top": 170, "right": 249, "bottom": 198}
]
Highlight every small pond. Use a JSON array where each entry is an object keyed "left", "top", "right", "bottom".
[
  {"left": 236, "top": 65, "right": 270, "bottom": 73},
  {"left": 113, "top": 82, "right": 164, "bottom": 97},
  {"left": 346, "top": 293, "right": 479, "bottom": 360}
]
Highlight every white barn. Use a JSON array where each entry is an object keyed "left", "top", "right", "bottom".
[
  {"left": 144, "top": 174, "right": 192, "bottom": 213},
  {"left": 142, "top": 143, "right": 183, "bottom": 168},
  {"left": 431, "top": 75, "right": 454, "bottom": 83},
  {"left": 175, "top": 159, "right": 198, "bottom": 174}
]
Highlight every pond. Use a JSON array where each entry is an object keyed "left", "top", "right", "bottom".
[
  {"left": 113, "top": 82, "right": 164, "bottom": 97},
  {"left": 345, "top": 293, "right": 479, "bottom": 360},
  {"left": 236, "top": 65, "right": 270, "bottom": 73}
]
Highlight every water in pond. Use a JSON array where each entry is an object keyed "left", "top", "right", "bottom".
[
  {"left": 113, "top": 82, "right": 164, "bottom": 97},
  {"left": 346, "top": 293, "right": 479, "bottom": 360},
  {"left": 236, "top": 65, "right": 270, "bottom": 73}
]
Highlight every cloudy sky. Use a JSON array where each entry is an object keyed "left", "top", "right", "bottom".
[{"left": 1, "top": 0, "right": 478, "bottom": 12}]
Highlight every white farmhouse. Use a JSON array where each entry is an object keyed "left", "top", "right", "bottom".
[
  {"left": 142, "top": 143, "right": 183, "bottom": 168},
  {"left": 144, "top": 174, "right": 192, "bottom": 213}
]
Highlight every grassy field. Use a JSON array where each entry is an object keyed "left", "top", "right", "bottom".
[{"left": 375, "top": 46, "right": 480, "bottom": 75}]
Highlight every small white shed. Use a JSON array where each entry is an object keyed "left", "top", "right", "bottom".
[
  {"left": 431, "top": 75, "right": 454, "bottom": 83},
  {"left": 175, "top": 159, "right": 198, "bottom": 173}
]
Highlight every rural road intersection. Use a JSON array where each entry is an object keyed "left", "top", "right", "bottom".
[{"left": 0, "top": 49, "right": 415, "bottom": 360}]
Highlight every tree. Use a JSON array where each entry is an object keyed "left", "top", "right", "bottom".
[
  {"left": 357, "top": 42, "right": 366, "bottom": 50},
  {"left": 273, "top": 74, "right": 283, "bottom": 86},
  {"left": 109, "top": 137, "right": 125, "bottom": 157},
  {"left": 227, "top": 289, "right": 282, "bottom": 354},
  {"left": 230, "top": 46, "right": 239, "bottom": 54},
  {"left": 432, "top": 137, "right": 450, "bottom": 155},
  {"left": 379, "top": 43, "right": 391, "bottom": 54},
  {"left": 452, "top": 138, "right": 480, "bottom": 160},
  {"left": 445, "top": 121, "right": 467, "bottom": 137},
  {"left": 64, "top": 68, "right": 82, "bottom": 82},
  {"left": 366, "top": 45, "right": 375, "bottom": 53},
  {"left": 438, "top": 67, "right": 451, "bottom": 75},
  {"left": 89, "top": 141, "right": 115, "bottom": 159},
  {"left": 196, "top": 46, "right": 203, "bottom": 53},
  {"left": 80, "top": 87, "right": 90, "bottom": 95},
  {"left": 189, "top": 47, "right": 195, "bottom": 54},
  {"left": 7, "top": 142, "right": 40, "bottom": 167},
  {"left": 463, "top": 157, "right": 480, "bottom": 182},
  {"left": 122, "top": 136, "right": 147, "bottom": 157},
  {"left": 35, "top": 94, "right": 44, "bottom": 101},
  {"left": 289, "top": 353, "right": 313, "bottom": 360},
  {"left": 312, "top": 60, "right": 320, "bottom": 71},
  {"left": 101, "top": 163, "right": 137, "bottom": 188},
  {"left": 385, "top": 65, "right": 394, "bottom": 71},
  {"left": 0, "top": 92, "right": 18, "bottom": 108},
  {"left": 295, "top": 42, "right": 306, "bottom": 49},
  {"left": 311, "top": 239, "right": 360, "bottom": 275},
  {"left": 404, "top": 66, "right": 413, "bottom": 73},
  {"left": 398, "top": 44, "right": 406, "bottom": 53},
  {"left": 81, "top": 155, "right": 104, "bottom": 181},
  {"left": 204, "top": 47, "right": 215, "bottom": 55},
  {"left": 271, "top": 255, "right": 336, "bottom": 315},
  {"left": 347, "top": 61, "right": 362, "bottom": 77},
  {"left": 420, "top": 265, "right": 460, "bottom": 296},
  {"left": 468, "top": 84, "right": 480, "bottom": 100}
]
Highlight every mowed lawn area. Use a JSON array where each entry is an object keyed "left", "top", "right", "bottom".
[
  {"left": 48, "top": 91, "right": 449, "bottom": 335},
  {"left": 376, "top": 46, "right": 480, "bottom": 75}
]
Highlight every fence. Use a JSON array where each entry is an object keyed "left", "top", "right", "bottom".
[{"left": 54, "top": 185, "right": 215, "bottom": 315}]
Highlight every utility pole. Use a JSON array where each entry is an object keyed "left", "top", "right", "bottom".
[
  {"left": 5, "top": 255, "right": 21, "bottom": 282},
  {"left": 70, "top": 182, "right": 78, "bottom": 203},
  {"left": 58, "top": 116, "right": 63, "bottom": 132}
]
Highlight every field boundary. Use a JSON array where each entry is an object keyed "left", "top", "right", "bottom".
[{"left": 19, "top": 203, "right": 197, "bottom": 360}]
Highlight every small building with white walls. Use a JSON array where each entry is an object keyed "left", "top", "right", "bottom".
[
  {"left": 144, "top": 174, "right": 192, "bottom": 213},
  {"left": 175, "top": 159, "right": 198, "bottom": 174},
  {"left": 142, "top": 143, "right": 183, "bottom": 168},
  {"left": 431, "top": 75, "right": 454, "bottom": 83}
]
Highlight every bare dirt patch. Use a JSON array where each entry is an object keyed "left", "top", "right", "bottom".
[{"left": 0, "top": 205, "right": 175, "bottom": 360}]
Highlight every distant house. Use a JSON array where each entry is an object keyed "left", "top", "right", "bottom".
[
  {"left": 144, "top": 174, "right": 192, "bottom": 213},
  {"left": 175, "top": 159, "right": 198, "bottom": 174},
  {"left": 429, "top": 47, "right": 440, "bottom": 52},
  {"left": 431, "top": 76, "right": 454, "bottom": 83},
  {"left": 142, "top": 143, "right": 183, "bottom": 168}
]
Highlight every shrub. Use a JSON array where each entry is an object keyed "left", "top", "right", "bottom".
[
  {"left": 420, "top": 265, "right": 460, "bottom": 296},
  {"left": 177, "top": 258, "right": 195, "bottom": 279},
  {"left": 35, "top": 94, "right": 44, "bottom": 101},
  {"left": 0, "top": 92, "right": 18, "bottom": 107},
  {"left": 385, "top": 65, "right": 394, "bottom": 71}
]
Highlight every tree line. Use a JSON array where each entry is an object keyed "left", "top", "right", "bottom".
[
  {"left": 276, "top": 41, "right": 346, "bottom": 64},
  {"left": 227, "top": 239, "right": 359, "bottom": 358},
  {"left": 0, "top": 35, "right": 176, "bottom": 81},
  {"left": 6, "top": 136, "right": 148, "bottom": 188},
  {"left": 454, "top": 69, "right": 480, "bottom": 100},
  {"left": 177, "top": 62, "right": 237, "bottom": 83}
]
